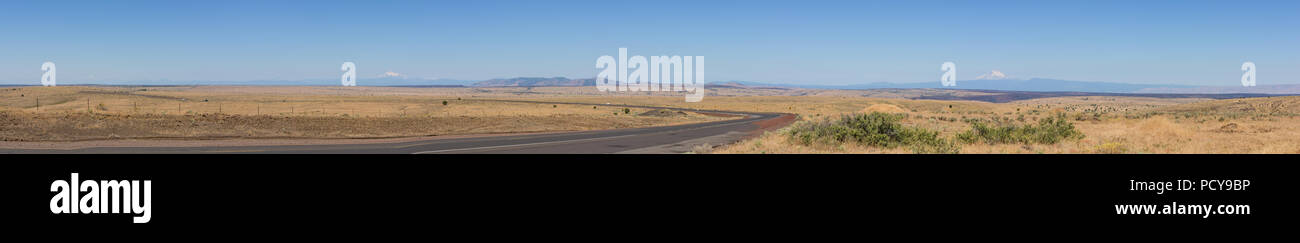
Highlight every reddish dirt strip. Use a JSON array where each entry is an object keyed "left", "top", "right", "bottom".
[{"left": 748, "top": 113, "right": 797, "bottom": 137}]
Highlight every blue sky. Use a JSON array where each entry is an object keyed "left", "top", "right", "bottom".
[{"left": 0, "top": 0, "right": 1296, "bottom": 86}]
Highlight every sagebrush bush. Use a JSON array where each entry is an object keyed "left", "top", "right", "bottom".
[
  {"left": 788, "top": 112, "right": 958, "bottom": 153},
  {"left": 956, "top": 112, "right": 1084, "bottom": 144}
]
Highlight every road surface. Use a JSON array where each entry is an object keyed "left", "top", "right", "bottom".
[{"left": 0, "top": 101, "right": 791, "bottom": 154}]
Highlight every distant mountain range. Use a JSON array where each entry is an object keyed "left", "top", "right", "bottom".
[
  {"left": 7, "top": 76, "right": 1297, "bottom": 94},
  {"left": 710, "top": 79, "right": 1300, "bottom": 94},
  {"left": 66, "top": 77, "right": 594, "bottom": 87},
  {"left": 360, "top": 77, "right": 477, "bottom": 86},
  {"left": 24, "top": 77, "right": 479, "bottom": 87},
  {"left": 471, "top": 77, "right": 595, "bottom": 87},
  {"left": 1135, "top": 84, "right": 1300, "bottom": 95},
  {"left": 708, "top": 79, "right": 1187, "bottom": 93}
]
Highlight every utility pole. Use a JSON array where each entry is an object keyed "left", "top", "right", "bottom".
[
  {"left": 35, "top": 98, "right": 39, "bottom": 111},
  {"left": 87, "top": 98, "right": 90, "bottom": 113}
]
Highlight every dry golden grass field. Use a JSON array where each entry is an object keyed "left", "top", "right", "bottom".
[
  {"left": 506, "top": 87, "right": 1300, "bottom": 154},
  {"left": 0, "top": 86, "right": 732, "bottom": 142},
  {"left": 701, "top": 94, "right": 1300, "bottom": 154},
  {"left": 1, "top": 85, "right": 1296, "bottom": 153}
]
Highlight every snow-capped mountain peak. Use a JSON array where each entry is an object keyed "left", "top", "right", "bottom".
[{"left": 975, "top": 70, "right": 1009, "bottom": 80}]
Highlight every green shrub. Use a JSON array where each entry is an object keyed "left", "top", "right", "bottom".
[
  {"left": 956, "top": 113, "right": 1084, "bottom": 144},
  {"left": 788, "top": 112, "right": 958, "bottom": 153},
  {"left": 1094, "top": 142, "right": 1127, "bottom": 154}
]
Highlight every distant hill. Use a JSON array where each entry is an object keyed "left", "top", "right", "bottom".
[
  {"left": 943, "top": 78, "right": 1196, "bottom": 93},
  {"left": 710, "top": 78, "right": 1203, "bottom": 93},
  {"left": 358, "top": 77, "right": 475, "bottom": 86},
  {"left": 13, "top": 75, "right": 1297, "bottom": 95},
  {"left": 705, "top": 81, "right": 794, "bottom": 90},
  {"left": 1137, "top": 84, "right": 1300, "bottom": 95},
  {"left": 472, "top": 77, "right": 595, "bottom": 87},
  {"left": 5, "top": 77, "right": 478, "bottom": 87},
  {"left": 910, "top": 90, "right": 1275, "bottom": 103}
]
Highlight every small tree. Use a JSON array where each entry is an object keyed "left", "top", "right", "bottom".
[
  {"left": 623, "top": 108, "right": 630, "bottom": 114},
  {"left": 442, "top": 100, "right": 448, "bottom": 106}
]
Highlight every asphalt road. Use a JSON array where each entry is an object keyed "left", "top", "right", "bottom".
[{"left": 0, "top": 101, "right": 788, "bottom": 154}]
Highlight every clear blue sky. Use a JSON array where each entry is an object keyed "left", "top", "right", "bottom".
[{"left": 1, "top": 0, "right": 1296, "bottom": 86}]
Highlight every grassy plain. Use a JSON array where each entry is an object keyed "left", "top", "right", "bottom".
[
  {"left": 1, "top": 85, "right": 1296, "bottom": 153},
  {"left": 706, "top": 94, "right": 1300, "bottom": 154},
  {"left": 0, "top": 86, "right": 731, "bottom": 142}
]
